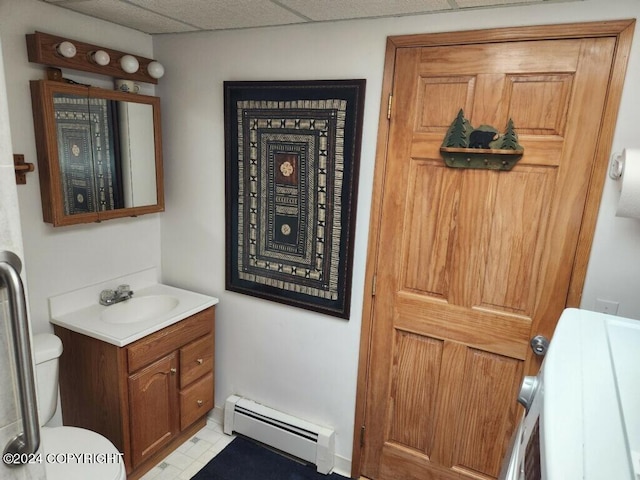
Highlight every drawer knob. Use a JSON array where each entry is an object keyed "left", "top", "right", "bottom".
[
  {"left": 196, "top": 358, "right": 203, "bottom": 365},
  {"left": 197, "top": 399, "right": 203, "bottom": 407},
  {"left": 170, "top": 368, "right": 177, "bottom": 375}
]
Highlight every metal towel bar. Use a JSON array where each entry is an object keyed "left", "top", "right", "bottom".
[{"left": 0, "top": 250, "right": 40, "bottom": 463}]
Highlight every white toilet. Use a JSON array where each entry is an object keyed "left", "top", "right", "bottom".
[{"left": 33, "top": 333, "right": 126, "bottom": 480}]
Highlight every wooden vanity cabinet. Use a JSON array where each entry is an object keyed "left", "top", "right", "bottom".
[{"left": 54, "top": 306, "right": 215, "bottom": 479}]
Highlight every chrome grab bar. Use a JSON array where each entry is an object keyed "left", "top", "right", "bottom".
[{"left": 0, "top": 251, "right": 40, "bottom": 462}]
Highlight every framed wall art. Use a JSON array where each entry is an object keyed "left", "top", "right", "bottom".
[{"left": 224, "top": 80, "right": 366, "bottom": 319}]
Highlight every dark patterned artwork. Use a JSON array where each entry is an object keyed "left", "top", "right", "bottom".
[
  {"left": 225, "top": 80, "right": 365, "bottom": 319},
  {"left": 53, "top": 93, "right": 122, "bottom": 215}
]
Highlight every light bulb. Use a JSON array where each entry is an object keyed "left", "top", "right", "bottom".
[
  {"left": 56, "top": 41, "right": 76, "bottom": 59},
  {"left": 120, "top": 55, "right": 139, "bottom": 74},
  {"left": 147, "top": 61, "right": 165, "bottom": 79},
  {"left": 91, "top": 50, "right": 110, "bottom": 66}
]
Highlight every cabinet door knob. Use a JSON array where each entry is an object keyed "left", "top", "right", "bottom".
[
  {"left": 196, "top": 358, "right": 203, "bottom": 365},
  {"left": 170, "top": 368, "right": 177, "bottom": 375},
  {"left": 197, "top": 400, "right": 203, "bottom": 407}
]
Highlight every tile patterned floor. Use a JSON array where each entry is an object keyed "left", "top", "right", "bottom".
[{"left": 140, "top": 418, "right": 235, "bottom": 480}]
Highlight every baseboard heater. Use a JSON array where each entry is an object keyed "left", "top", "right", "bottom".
[{"left": 223, "top": 395, "right": 335, "bottom": 474}]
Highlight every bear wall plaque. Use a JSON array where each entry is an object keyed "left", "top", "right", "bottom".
[{"left": 440, "top": 109, "right": 524, "bottom": 171}]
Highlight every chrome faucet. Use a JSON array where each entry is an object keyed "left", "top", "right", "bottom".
[{"left": 99, "top": 284, "right": 134, "bottom": 306}]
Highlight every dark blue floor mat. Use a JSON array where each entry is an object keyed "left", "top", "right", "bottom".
[{"left": 191, "top": 436, "right": 347, "bottom": 480}]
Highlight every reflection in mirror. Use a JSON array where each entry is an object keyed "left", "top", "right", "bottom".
[
  {"left": 117, "top": 102, "right": 157, "bottom": 207},
  {"left": 53, "top": 92, "right": 121, "bottom": 215},
  {"left": 52, "top": 93, "right": 158, "bottom": 214}
]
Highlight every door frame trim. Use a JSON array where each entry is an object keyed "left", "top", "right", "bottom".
[{"left": 351, "top": 19, "right": 635, "bottom": 479}]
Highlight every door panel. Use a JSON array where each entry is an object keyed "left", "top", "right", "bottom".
[
  {"left": 361, "top": 32, "right": 624, "bottom": 480},
  {"left": 416, "top": 77, "right": 476, "bottom": 132},
  {"left": 452, "top": 349, "right": 521, "bottom": 476},
  {"left": 387, "top": 331, "right": 443, "bottom": 451},
  {"left": 506, "top": 74, "right": 573, "bottom": 135},
  {"left": 480, "top": 169, "right": 553, "bottom": 315},
  {"left": 403, "top": 163, "right": 458, "bottom": 297}
]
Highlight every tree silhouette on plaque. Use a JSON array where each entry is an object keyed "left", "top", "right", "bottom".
[
  {"left": 443, "top": 109, "right": 471, "bottom": 148},
  {"left": 499, "top": 118, "right": 523, "bottom": 150}
]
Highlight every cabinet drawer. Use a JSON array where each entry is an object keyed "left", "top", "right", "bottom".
[
  {"left": 127, "top": 307, "right": 214, "bottom": 373},
  {"left": 180, "top": 334, "right": 213, "bottom": 388},
  {"left": 179, "top": 372, "right": 214, "bottom": 430}
]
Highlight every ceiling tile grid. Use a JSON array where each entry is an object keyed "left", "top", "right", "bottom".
[{"left": 41, "top": 0, "right": 581, "bottom": 35}]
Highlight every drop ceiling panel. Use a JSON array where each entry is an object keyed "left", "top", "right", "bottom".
[
  {"left": 54, "top": 0, "right": 198, "bottom": 34},
  {"left": 279, "top": 0, "right": 451, "bottom": 21},
  {"left": 455, "top": 0, "right": 536, "bottom": 7},
  {"left": 128, "top": 0, "right": 308, "bottom": 30}
]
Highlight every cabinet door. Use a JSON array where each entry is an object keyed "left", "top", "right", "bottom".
[{"left": 128, "top": 352, "right": 179, "bottom": 468}]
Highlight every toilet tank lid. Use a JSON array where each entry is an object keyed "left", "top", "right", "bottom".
[{"left": 33, "top": 333, "right": 63, "bottom": 364}]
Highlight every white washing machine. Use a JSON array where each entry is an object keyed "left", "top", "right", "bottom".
[{"left": 500, "top": 308, "right": 640, "bottom": 480}]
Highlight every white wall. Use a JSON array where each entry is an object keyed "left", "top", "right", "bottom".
[
  {"left": 0, "top": 32, "right": 47, "bottom": 480},
  {"left": 0, "top": 0, "right": 162, "bottom": 340},
  {"left": 154, "top": 0, "right": 640, "bottom": 471}
]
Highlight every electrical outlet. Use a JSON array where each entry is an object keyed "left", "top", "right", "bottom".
[{"left": 595, "top": 298, "right": 619, "bottom": 315}]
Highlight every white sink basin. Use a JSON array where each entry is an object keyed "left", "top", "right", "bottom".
[
  {"left": 50, "top": 274, "right": 219, "bottom": 346},
  {"left": 100, "top": 295, "right": 179, "bottom": 324}
]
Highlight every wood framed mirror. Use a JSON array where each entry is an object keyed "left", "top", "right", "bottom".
[{"left": 30, "top": 80, "right": 164, "bottom": 226}]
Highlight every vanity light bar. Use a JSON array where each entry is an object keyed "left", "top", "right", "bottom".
[{"left": 26, "top": 31, "right": 162, "bottom": 84}]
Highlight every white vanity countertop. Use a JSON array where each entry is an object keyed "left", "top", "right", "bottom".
[{"left": 48, "top": 268, "right": 219, "bottom": 347}]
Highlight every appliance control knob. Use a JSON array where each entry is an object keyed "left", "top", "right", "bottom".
[{"left": 517, "top": 376, "right": 539, "bottom": 411}]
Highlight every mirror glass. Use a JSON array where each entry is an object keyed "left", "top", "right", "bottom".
[
  {"left": 117, "top": 101, "right": 157, "bottom": 208},
  {"left": 52, "top": 92, "right": 158, "bottom": 216}
]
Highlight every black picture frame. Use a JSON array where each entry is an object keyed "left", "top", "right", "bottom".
[{"left": 224, "top": 80, "right": 366, "bottom": 319}]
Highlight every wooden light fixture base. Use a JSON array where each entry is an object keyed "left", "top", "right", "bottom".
[{"left": 26, "top": 31, "right": 159, "bottom": 84}]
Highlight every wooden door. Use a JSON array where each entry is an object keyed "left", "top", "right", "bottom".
[
  {"left": 356, "top": 22, "right": 634, "bottom": 480},
  {"left": 128, "top": 352, "right": 179, "bottom": 468}
]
